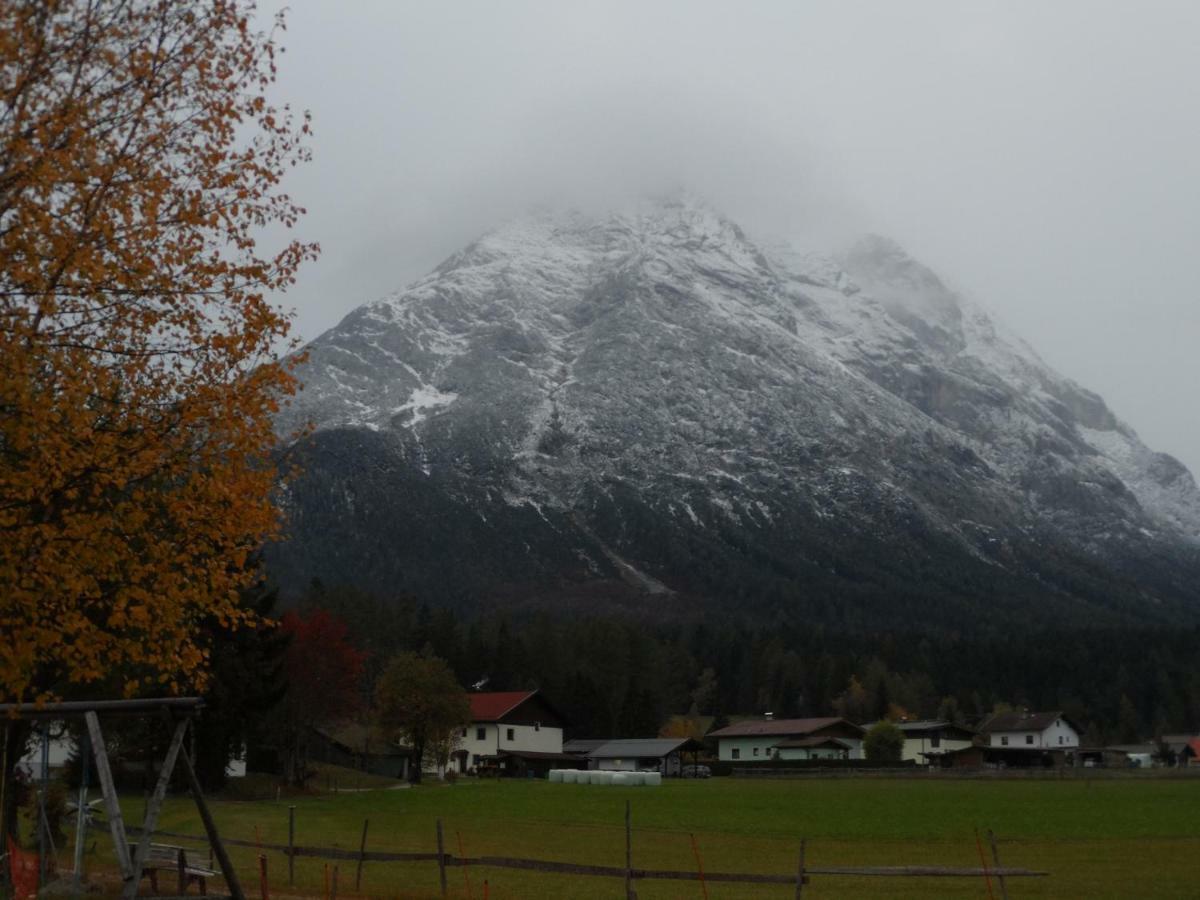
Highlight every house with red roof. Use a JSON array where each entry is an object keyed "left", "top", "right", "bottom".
[{"left": 454, "top": 690, "right": 569, "bottom": 775}]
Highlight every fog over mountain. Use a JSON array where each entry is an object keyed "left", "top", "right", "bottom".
[
  {"left": 260, "top": 0, "right": 1200, "bottom": 479},
  {"left": 269, "top": 197, "right": 1200, "bottom": 626}
]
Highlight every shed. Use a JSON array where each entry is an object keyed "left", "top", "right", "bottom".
[
  {"left": 310, "top": 722, "right": 412, "bottom": 781},
  {"left": 475, "top": 749, "right": 582, "bottom": 779},
  {"left": 586, "top": 738, "right": 706, "bottom": 776}
]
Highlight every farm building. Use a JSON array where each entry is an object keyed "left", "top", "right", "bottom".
[
  {"left": 1104, "top": 743, "right": 1157, "bottom": 768},
  {"left": 474, "top": 749, "right": 581, "bottom": 778},
  {"left": 583, "top": 738, "right": 707, "bottom": 776},
  {"left": 708, "top": 716, "right": 866, "bottom": 761},
  {"left": 980, "top": 711, "right": 1079, "bottom": 750},
  {"left": 454, "top": 690, "right": 566, "bottom": 774},
  {"left": 928, "top": 744, "right": 1072, "bottom": 769},
  {"left": 310, "top": 722, "right": 412, "bottom": 781}
]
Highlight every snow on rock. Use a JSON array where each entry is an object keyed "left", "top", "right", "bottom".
[{"left": 275, "top": 194, "right": 1200, "bottom": 605}]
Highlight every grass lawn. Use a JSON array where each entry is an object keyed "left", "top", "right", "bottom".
[{"left": 72, "top": 774, "right": 1200, "bottom": 898}]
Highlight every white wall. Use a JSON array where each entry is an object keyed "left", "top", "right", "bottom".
[
  {"left": 989, "top": 718, "right": 1079, "bottom": 749},
  {"left": 775, "top": 746, "right": 846, "bottom": 761},
  {"left": 459, "top": 722, "right": 563, "bottom": 769},
  {"left": 719, "top": 736, "right": 863, "bottom": 761},
  {"left": 901, "top": 735, "right": 974, "bottom": 763}
]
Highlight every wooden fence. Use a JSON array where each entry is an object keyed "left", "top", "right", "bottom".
[{"left": 132, "top": 802, "right": 1047, "bottom": 899}]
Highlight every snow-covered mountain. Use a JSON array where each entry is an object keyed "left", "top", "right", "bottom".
[{"left": 270, "top": 196, "right": 1200, "bottom": 628}]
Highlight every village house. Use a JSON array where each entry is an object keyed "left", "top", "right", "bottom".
[
  {"left": 454, "top": 690, "right": 573, "bottom": 777},
  {"left": 981, "top": 711, "right": 1079, "bottom": 750},
  {"left": 708, "top": 716, "right": 866, "bottom": 761},
  {"left": 890, "top": 720, "right": 977, "bottom": 764}
]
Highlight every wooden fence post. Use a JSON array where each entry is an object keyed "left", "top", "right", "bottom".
[
  {"left": 176, "top": 846, "right": 187, "bottom": 896},
  {"left": 331, "top": 864, "right": 339, "bottom": 900},
  {"left": 689, "top": 833, "right": 708, "bottom": 900},
  {"left": 355, "top": 818, "right": 369, "bottom": 891},
  {"left": 795, "top": 838, "right": 806, "bottom": 898},
  {"left": 288, "top": 806, "right": 295, "bottom": 886},
  {"left": 624, "top": 800, "right": 635, "bottom": 900},
  {"left": 987, "top": 830, "right": 1010, "bottom": 900},
  {"left": 457, "top": 830, "right": 473, "bottom": 900},
  {"left": 974, "top": 828, "right": 995, "bottom": 900},
  {"left": 258, "top": 853, "right": 270, "bottom": 900},
  {"left": 436, "top": 819, "right": 448, "bottom": 897}
]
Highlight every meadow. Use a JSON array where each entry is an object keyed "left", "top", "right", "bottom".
[{"left": 78, "top": 773, "right": 1200, "bottom": 898}]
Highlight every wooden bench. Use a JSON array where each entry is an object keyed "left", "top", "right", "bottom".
[{"left": 136, "top": 843, "right": 217, "bottom": 895}]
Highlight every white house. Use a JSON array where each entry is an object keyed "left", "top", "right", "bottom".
[
  {"left": 888, "top": 720, "right": 977, "bottom": 764},
  {"left": 454, "top": 690, "right": 567, "bottom": 776},
  {"left": 981, "top": 711, "right": 1079, "bottom": 750},
  {"left": 708, "top": 717, "right": 866, "bottom": 761}
]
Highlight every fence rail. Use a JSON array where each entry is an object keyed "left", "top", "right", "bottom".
[{"left": 132, "top": 810, "right": 1048, "bottom": 897}]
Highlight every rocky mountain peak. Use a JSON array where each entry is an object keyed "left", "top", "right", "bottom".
[{"left": 270, "top": 200, "right": 1200, "bottom": 626}]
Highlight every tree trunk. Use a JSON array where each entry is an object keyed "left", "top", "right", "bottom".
[{"left": 409, "top": 739, "right": 424, "bottom": 784}]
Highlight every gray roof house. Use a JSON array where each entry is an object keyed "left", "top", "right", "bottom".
[{"left": 584, "top": 738, "right": 706, "bottom": 776}]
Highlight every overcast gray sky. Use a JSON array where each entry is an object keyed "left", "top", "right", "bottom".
[{"left": 260, "top": 0, "right": 1200, "bottom": 476}]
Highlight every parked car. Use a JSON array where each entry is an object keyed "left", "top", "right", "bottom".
[{"left": 681, "top": 764, "right": 711, "bottom": 779}]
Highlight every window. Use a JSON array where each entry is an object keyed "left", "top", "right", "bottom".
[
  {"left": 753, "top": 747, "right": 759, "bottom": 756},
  {"left": 476, "top": 727, "right": 486, "bottom": 741},
  {"left": 931, "top": 735, "right": 941, "bottom": 748},
  {"left": 506, "top": 728, "right": 515, "bottom": 741},
  {"left": 1025, "top": 735, "right": 1033, "bottom": 745},
  {"left": 534, "top": 721, "right": 541, "bottom": 731},
  {"left": 731, "top": 748, "right": 740, "bottom": 760},
  {"left": 461, "top": 729, "right": 467, "bottom": 738},
  {"left": 1001, "top": 736, "right": 1009, "bottom": 746},
  {"left": 1058, "top": 736, "right": 1064, "bottom": 745}
]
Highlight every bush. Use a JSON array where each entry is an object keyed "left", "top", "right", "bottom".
[{"left": 864, "top": 721, "right": 905, "bottom": 763}]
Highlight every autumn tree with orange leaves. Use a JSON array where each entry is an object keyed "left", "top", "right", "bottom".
[{"left": 0, "top": 0, "right": 316, "bottom": 707}]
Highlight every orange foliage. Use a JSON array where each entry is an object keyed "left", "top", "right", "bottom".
[{"left": 0, "top": 0, "right": 317, "bottom": 702}]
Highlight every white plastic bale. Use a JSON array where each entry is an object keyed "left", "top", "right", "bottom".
[
  {"left": 611, "top": 773, "right": 629, "bottom": 786},
  {"left": 548, "top": 769, "right": 563, "bottom": 783},
  {"left": 626, "top": 772, "right": 644, "bottom": 786},
  {"left": 644, "top": 772, "right": 663, "bottom": 786},
  {"left": 560, "top": 770, "right": 577, "bottom": 784},
  {"left": 589, "top": 770, "right": 609, "bottom": 785}
]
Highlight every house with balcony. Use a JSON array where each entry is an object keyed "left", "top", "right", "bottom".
[{"left": 708, "top": 716, "right": 865, "bottom": 761}]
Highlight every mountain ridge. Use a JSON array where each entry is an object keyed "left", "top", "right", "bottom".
[{"left": 269, "top": 197, "right": 1200, "bottom": 627}]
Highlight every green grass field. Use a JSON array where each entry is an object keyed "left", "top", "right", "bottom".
[{"left": 76, "top": 774, "right": 1200, "bottom": 898}]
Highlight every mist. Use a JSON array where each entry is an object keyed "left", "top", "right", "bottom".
[{"left": 259, "top": 0, "right": 1200, "bottom": 476}]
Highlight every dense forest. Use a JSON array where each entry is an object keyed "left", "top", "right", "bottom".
[{"left": 284, "top": 579, "right": 1200, "bottom": 749}]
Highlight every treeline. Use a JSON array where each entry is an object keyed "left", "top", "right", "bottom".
[{"left": 294, "top": 580, "right": 1200, "bottom": 748}]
